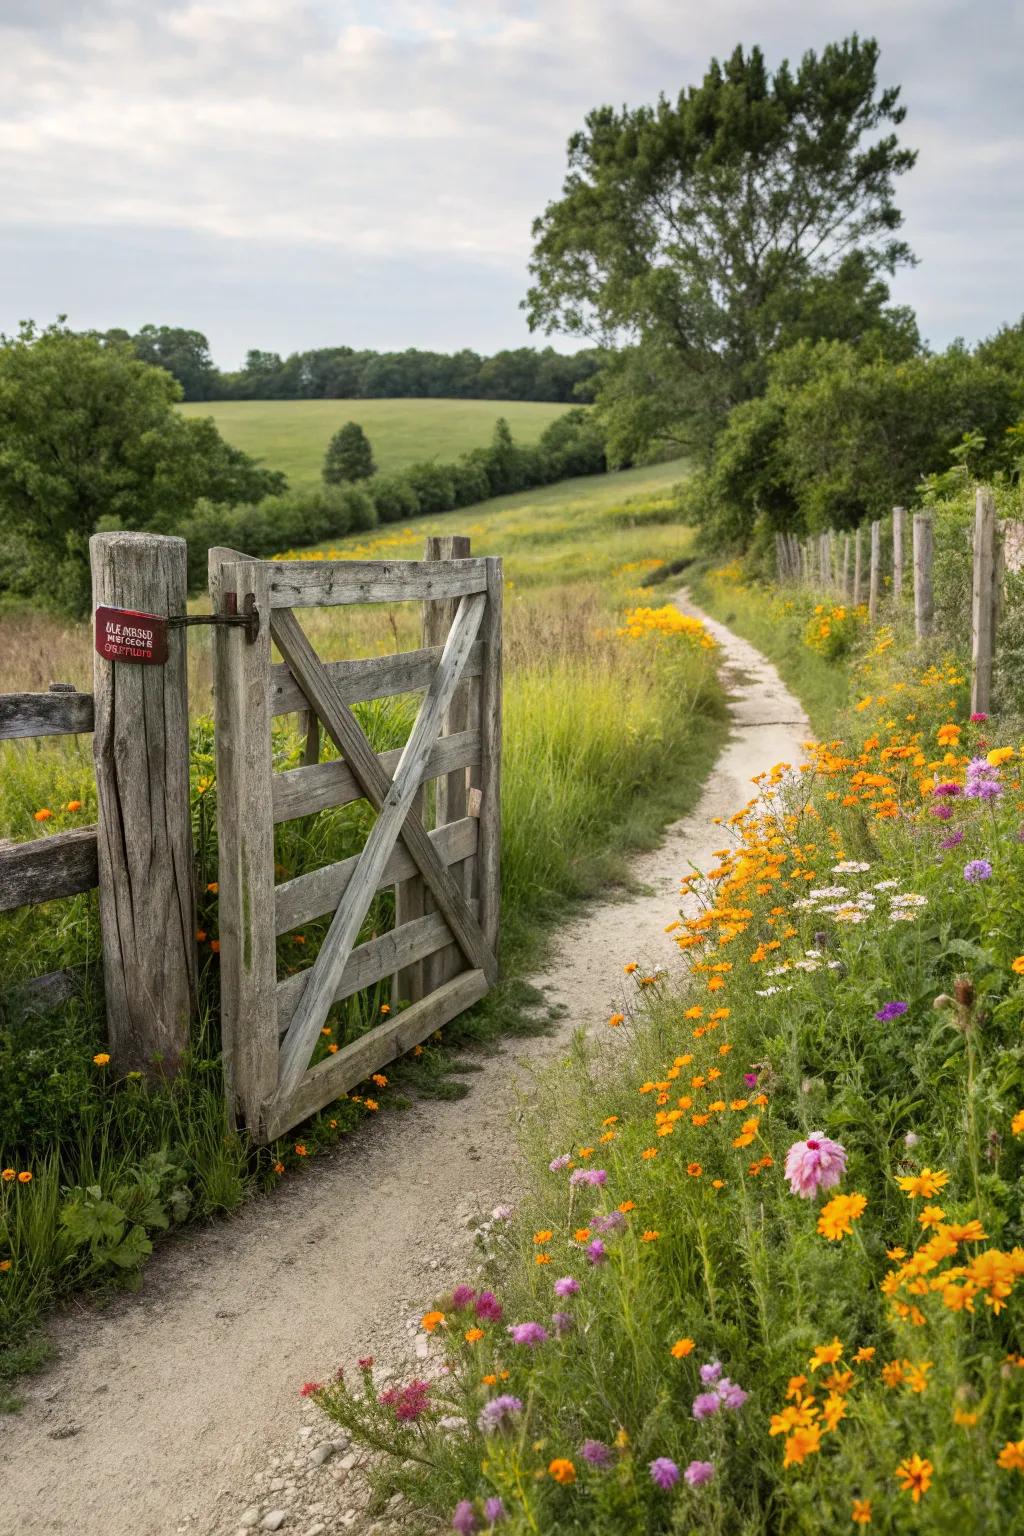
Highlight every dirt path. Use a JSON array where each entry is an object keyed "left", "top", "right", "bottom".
[{"left": 0, "top": 595, "right": 808, "bottom": 1536}]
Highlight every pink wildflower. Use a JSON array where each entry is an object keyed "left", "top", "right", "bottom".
[{"left": 784, "top": 1133, "right": 847, "bottom": 1199}]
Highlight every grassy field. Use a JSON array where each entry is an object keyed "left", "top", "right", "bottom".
[{"left": 178, "top": 398, "right": 572, "bottom": 489}]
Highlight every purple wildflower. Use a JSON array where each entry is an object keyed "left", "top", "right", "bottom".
[
  {"left": 484, "top": 1497, "right": 506, "bottom": 1525},
  {"left": 691, "top": 1391, "right": 721, "bottom": 1420},
  {"left": 553, "top": 1276, "right": 580, "bottom": 1297},
  {"left": 939, "top": 829, "right": 965, "bottom": 849},
  {"left": 452, "top": 1501, "right": 478, "bottom": 1534},
  {"left": 718, "top": 1379, "right": 749, "bottom": 1410},
  {"left": 477, "top": 1394, "right": 523, "bottom": 1432},
  {"left": 569, "top": 1168, "right": 607, "bottom": 1187},
  {"left": 971, "top": 712, "right": 988, "bottom": 722},
  {"left": 580, "top": 1439, "right": 613, "bottom": 1466},
  {"left": 784, "top": 1133, "right": 847, "bottom": 1199},
  {"left": 964, "top": 859, "right": 993, "bottom": 883},
  {"left": 700, "top": 1360, "right": 723, "bottom": 1384},
  {"left": 475, "top": 1291, "right": 503, "bottom": 1322},
  {"left": 875, "top": 1000, "right": 908, "bottom": 1022},
  {"left": 585, "top": 1239, "right": 608, "bottom": 1266},
  {"left": 591, "top": 1210, "right": 626, "bottom": 1234},
  {"left": 451, "top": 1285, "right": 476, "bottom": 1310},
  {"left": 931, "top": 804, "right": 954, "bottom": 820},
  {"left": 551, "top": 1311, "right": 574, "bottom": 1336},
  {"left": 684, "top": 1460, "right": 715, "bottom": 1487},
  {"left": 933, "top": 781, "right": 962, "bottom": 797},
  {"left": 549, "top": 1154, "right": 572, "bottom": 1172},
  {"left": 649, "top": 1458, "right": 680, "bottom": 1490},
  {"left": 743, "top": 1072, "right": 758, "bottom": 1087},
  {"left": 508, "top": 1321, "right": 548, "bottom": 1347}
]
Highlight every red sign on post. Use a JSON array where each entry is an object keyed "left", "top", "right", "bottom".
[{"left": 94, "top": 605, "right": 169, "bottom": 665}]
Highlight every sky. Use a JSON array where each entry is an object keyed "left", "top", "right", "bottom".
[{"left": 1, "top": 0, "right": 1021, "bottom": 368}]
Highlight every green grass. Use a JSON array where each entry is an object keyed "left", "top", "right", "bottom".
[{"left": 179, "top": 398, "right": 574, "bottom": 489}]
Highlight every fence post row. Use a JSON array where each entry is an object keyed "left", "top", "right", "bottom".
[{"left": 90, "top": 532, "right": 197, "bottom": 1074}]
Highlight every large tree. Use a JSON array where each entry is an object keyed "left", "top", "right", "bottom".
[
  {"left": 525, "top": 36, "right": 917, "bottom": 459},
  {"left": 0, "top": 321, "right": 283, "bottom": 611}
]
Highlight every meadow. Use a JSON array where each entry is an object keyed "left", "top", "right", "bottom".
[
  {"left": 178, "top": 398, "right": 573, "bottom": 490},
  {"left": 0, "top": 458, "right": 729, "bottom": 1400},
  {"left": 308, "top": 550, "right": 1024, "bottom": 1533}
]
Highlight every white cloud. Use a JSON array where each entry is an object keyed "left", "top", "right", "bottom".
[{"left": 0, "top": 0, "right": 1021, "bottom": 360}]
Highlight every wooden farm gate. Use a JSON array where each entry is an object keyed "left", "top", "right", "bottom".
[{"left": 208, "top": 541, "right": 502, "bottom": 1143}]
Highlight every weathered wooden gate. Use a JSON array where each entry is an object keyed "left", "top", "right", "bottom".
[{"left": 208, "top": 542, "right": 501, "bottom": 1143}]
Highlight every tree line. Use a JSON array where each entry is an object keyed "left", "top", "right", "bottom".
[
  {"left": 0, "top": 320, "right": 607, "bottom": 613},
  {"left": 98, "top": 326, "right": 603, "bottom": 404}
]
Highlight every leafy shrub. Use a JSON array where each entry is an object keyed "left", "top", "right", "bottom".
[
  {"left": 404, "top": 461, "right": 458, "bottom": 515},
  {"left": 370, "top": 475, "right": 421, "bottom": 524}
]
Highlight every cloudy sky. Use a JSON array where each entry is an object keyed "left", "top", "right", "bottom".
[{"left": 1, "top": 0, "right": 1021, "bottom": 367}]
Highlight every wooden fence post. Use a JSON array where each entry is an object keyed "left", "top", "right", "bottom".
[
  {"left": 868, "top": 520, "right": 881, "bottom": 625},
  {"left": 912, "top": 512, "right": 934, "bottom": 640},
  {"left": 971, "top": 488, "right": 997, "bottom": 714},
  {"left": 413, "top": 535, "right": 473, "bottom": 994},
  {"left": 90, "top": 532, "right": 197, "bottom": 1075},
  {"left": 841, "top": 534, "right": 851, "bottom": 597},
  {"left": 892, "top": 506, "right": 906, "bottom": 600},
  {"left": 853, "top": 526, "right": 863, "bottom": 605}
]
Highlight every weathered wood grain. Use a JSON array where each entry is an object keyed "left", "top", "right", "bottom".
[
  {"left": 269, "top": 642, "right": 484, "bottom": 718},
  {"left": 853, "top": 525, "right": 863, "bottom": 605},
  {"left": 90, "top": 532, "right": 196, "bottom": 1076},
  {"left": 262, "top": 967, "right": 488, "bottom": 1140},
  {"left": 913, "top": 512, "right": 934, "bottom": 641},
  {"left": 0, "top": 690, "right": 94, "bottom": 741},
  {"left": 868, "top": 520, "right": 881, "bottom": 626},
  {"left": 971, "top": 489, "right": 996, "bottom": 714},
  {"left": 273, "top": 591, "right": 486, "bottom": 1096},
  {"left": 422, "top": 535, "right": 472, "bottom": 992},
  {"left": 266, "top": 558, "right": 489, "bottom": 609},
  {"left": 892, "top": 506, "right": 906, "bottom": 599},
  {"left": 276, "top": 907, "right": 467, "bottom": 1032},
  {"left": 478, "top": 557, "right": 503, "bottom": 954},
  {"left": 276, "top": 815, "right": 477, "bottom": 935},
  {"left": 209, "top": 549, "right": 279, "bottom": 1128},
  {"left": 271, "top": 730, "right": 480, "bottom": 823},
  {"left": 0, "top": 827, "right": 98, "bottom": 912},
  {"left": 255, "top": 590, "right": 498, "bottom": 989},
  {"left": 4, "top": 967, "right": 83, "bottom": 1015}
]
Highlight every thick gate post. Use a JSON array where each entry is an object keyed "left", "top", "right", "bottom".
[{"left": 90, "top": 532, "right": 197, "bottom": 1075}]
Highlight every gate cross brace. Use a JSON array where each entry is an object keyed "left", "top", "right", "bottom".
[{"left": 268, "top": 599, "right": 497, "bottom": 1103}]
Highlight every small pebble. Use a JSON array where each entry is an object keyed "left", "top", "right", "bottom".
[
  {"left": 238, "top": 1510, "right": 259, "bottom": 1530},
  {"left": 261, "top": 1513, "right": 286, "bottom": 1533}
]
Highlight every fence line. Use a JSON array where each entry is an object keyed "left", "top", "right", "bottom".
[{"left": 773, "top": 489, "right": 1021, "bottom": 715}]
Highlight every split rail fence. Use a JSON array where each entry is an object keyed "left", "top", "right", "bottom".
[
  {"left": 775, "top": 488, "right": 1024, "bottom": 714},
  {"left": 0, "top": 530, "right": 502, "bottom": 1144}
]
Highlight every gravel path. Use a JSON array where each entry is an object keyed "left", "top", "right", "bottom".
[{"left": 0, "top": 594, "right": 808, "bottom": 1536}]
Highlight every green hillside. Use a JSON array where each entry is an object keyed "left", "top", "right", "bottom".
[{"left": 179, "top": 398, "right": 573, "bottom": 489}]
